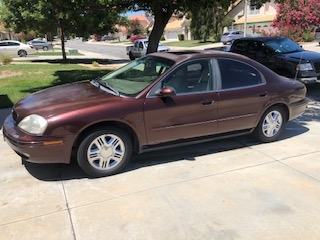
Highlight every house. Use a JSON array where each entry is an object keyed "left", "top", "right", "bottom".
[
  {"left": 129, "top": 14, "right": 153, "bottom": 29},
  {"left": 163, "top": 16, "right": 191, "bottom": 41},
  {"left": 0, "top": 23, "right": 10, "bottom": 40},
  {"left": 225, "top": 0, "right": 277, "bottom": 35}
]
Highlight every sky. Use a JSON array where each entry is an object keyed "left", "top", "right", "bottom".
[{"left": 124, "top": 10, "right": 146, "bottom": 17}]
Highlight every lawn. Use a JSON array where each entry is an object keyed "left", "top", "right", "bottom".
[
  {"left": 165, "top": 40, "right": 218, "bottom": 48},
  {"left": 0, "top": 63, "right": 112, "bottom": 109}
]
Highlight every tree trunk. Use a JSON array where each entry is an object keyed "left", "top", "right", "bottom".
[
  {"left": 60, "top": 28, "right": 67, "bottom": 61},
  {"left": 147, "top": 5, "right": 174, "bottom": 54}
]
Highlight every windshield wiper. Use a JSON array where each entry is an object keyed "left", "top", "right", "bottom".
[{"left": 99, "top": 79, "right": 120, "bottom": 96}]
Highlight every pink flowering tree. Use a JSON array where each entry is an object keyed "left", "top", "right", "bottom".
[{"left": 270, "top": 0, "right": 320, "bottom": 42}]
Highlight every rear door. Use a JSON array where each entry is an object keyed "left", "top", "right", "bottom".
[
  {"left": 6, "top": 41, "right": 20, "bottom": 56},
  {"left": 216, "top": 58, "right": 270, "bottom": 133}
]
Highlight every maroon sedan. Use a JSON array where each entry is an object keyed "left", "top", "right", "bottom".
[{"left": 3, "top": 51, "right": 308, "bottom": 177}]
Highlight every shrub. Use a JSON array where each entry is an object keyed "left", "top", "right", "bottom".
[
  {"left": 213, "top": 33, "right": 221, "bottom": 42},
  {"left": 160, "top": 35, "right": 165, "bottom": 41},
  {"left": 92, "top": 61, "right": 99, "bottom": 67},
  {"left": 178, "top": 34, "right": 185, "bottom": 41},
  {"left": 0, "top": 55, "right": 13, "bottom": 65},
  {"left": 302, "top": 30, "right": 315, "bottom": 42}
]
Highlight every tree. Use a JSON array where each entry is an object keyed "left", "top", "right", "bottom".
[
  {"left": 190, "top": 3, "right": 229, "bottom": 42},
  {"left": 0, "top": 0, "right": 124, "bottom": 60},
  {"left": 115, "top": 0, "right": 237, "bottom": 54},
  {"left": 271, "top": 0, "right": 320, "bottom": 41},
  {"left": 128, "top": 19, "right": 144, "bottom": 36}
]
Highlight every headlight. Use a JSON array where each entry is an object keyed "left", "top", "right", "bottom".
[
  {"left": 18, "top": 114, "right": 48, "bottom": 135},
  {"left": 298, "top": 63, "right": 313, "bottom": 71}
]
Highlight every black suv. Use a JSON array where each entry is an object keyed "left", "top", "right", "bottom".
[{"left": 230, "top": 36, "right": 320, "bottom": 84}]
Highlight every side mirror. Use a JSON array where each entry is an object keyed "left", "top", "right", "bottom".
[{"left": 156, "top": 86, "right": 176, "bottom": 97}]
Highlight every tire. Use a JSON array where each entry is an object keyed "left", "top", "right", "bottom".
[
  {"left": 18, "top": 50, "right": 27, "bottom": 57},
  {"left": 129, "top": 52, "right": 136, "bottom": 60},
  {"left": 43, "top": 46, "right": 49, "bottom": 51},
  {"left": 254, "top": 106, "right": 286, "bottom": 143},
  {"left": 77, "top": 127, "right": 132, "bottom": 177}
]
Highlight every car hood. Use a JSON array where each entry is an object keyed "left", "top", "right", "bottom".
[
  {"left": 283, "top": 50, "right": 320, "bottom": 62},
  {"left": 14, "top": 81, "right": 121, "bottom": 119},
  {"left": 157, "top": 45, "right": 170, "bottom": 52}
]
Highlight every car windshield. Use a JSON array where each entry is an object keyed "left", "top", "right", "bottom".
[
  {"left": 264, "top": 38, "right": 303, "bottom": 54},
  {"left": 99, "top": 56, "right": 174, "bottom": 97},
  {"left": 143, "top": 41, "right": 164, "bottom": 48}
]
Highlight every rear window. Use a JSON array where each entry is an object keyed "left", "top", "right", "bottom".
[{"left": 232, "top": 40, "right": 248, "bottom": 53}]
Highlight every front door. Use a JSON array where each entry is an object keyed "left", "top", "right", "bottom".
[{"left": 144, "top": 60, "right": 219, "bottom": 145}]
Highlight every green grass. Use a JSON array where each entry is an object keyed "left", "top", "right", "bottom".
[
  {"left": 165, "top": 40, "right": 218, "bottom": 48},
  {"left": 0, "top": 63, "right": 112, "bottom": 108},
  {"left": 33, "top": 50, "right": 83, "bottom": 56}
]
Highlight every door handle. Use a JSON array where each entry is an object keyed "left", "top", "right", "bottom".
[
  {"left": 201, "top": 99, "right": 213, "bottom": 105},
  {"left": 258, "top": 92, "right": 268, "bottom": 97}
]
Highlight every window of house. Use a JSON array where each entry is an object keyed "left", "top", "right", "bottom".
[{"left": 249, "top": 5, "right": 260, "bottom": 15}]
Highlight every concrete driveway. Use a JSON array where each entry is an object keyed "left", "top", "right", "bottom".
[
  {"left": 1, "top": 104, "right": 320, "bottom": 240},
  {"left": 2, "top": 43, "right": 320, "bottom": 239}
]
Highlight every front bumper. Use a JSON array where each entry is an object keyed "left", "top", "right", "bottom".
[{"left": 3, "top": 114, "right": 74, "bottom": 164}]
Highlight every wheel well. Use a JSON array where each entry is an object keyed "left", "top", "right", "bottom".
[
  {"left": 266, "top": 103, "right": 289, "bottom": 122},
  {"left": 72, "top": 121, "right": 140, "bottom": 158}
]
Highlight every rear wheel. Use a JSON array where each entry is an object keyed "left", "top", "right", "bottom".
[
  {"left": 254, "top": 106, "right": 286, "bottom": 143},
  {"left": 77, "top": 127, "right": 132, "bottom": 177},
  {"left": 18, "top": 50, "right": 27, "bottom": 57}
]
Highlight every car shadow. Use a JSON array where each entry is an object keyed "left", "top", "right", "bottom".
[
  {"left": 23, "top": 119, "right": 309, "bottom": 181},
  {"left": 0, "top": 107, "right": 12, "bottom": 130},
  {"left": 30, "top": 58, "right": 129, "bottom": 65}
]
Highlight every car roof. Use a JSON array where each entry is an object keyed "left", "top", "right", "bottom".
[
  {"left": 0, "top": 40, "right": 20, "bottom": 43},
  {"left": 149, "top": 50, "right": 253, "bottom": 63},
  {"left": 234, "top": 36, "right": 287, "bottom": 42}
]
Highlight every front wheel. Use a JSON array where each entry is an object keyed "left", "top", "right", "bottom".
[
  {"left": 77, "top": 127, "right": 132, "bottom": 177},
  {"left": 254, "top": 106, "right": 286, "bottom": 143},
  {"left": 43, "top": 46, "right": 49, "bottom": 51},
  {"left": 129, "top": 52, "right": 136, "bottom": 60}
]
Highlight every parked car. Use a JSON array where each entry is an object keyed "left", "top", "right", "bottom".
[
  {"left": 0, "top": 40, "right": 36, "bottom": 57},
  {"left": 126, "top": 39, "right": 170, "bottom": 60},
  {"left": 130, "top": 35, "right": 147, "bottom": 42},
  {"left": 27, "top": 40, "right": 53, "bottom": 51},
  {"left": 101, "top": 35, "right": 117, "bottom": 41},
  {"left": 315, "top": 27, "right": 320, "bottom": 45},
  {"left": 229, "top": 36, "right": 320, "bottom": 84},
  {"left": 3, "top": 51, "right": 308, "bottom": 177},
  {"left": 220, "top": 30, "right": 247, "bottom": 45}
]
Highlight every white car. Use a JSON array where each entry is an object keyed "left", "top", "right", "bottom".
[{"left": 0, "top": 40, "right": 37, "bottom": 57}]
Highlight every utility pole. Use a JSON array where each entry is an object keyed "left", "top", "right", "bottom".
[{"left": 244, "top": 0, "right": 248, "bottom": 37}]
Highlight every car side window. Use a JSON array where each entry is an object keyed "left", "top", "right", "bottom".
[
  {"left": 7, "top": 42, "right": 19, "bottom": 46},
  {"left": 163, "top": 60, "right": 212, "bottom": 94},
  {"left": 232, "top": 41, "right": 248, "bottom": 54},
  {"left": 218, "top": 58, "right": 262, "bottom": 89},
  {"left": 0, "top": 42, "right": 7, "bottom": 47}
]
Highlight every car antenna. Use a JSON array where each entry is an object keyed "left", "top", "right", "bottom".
[{"left": 294, "top": 48, "right": 304, "bottom": 83}]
